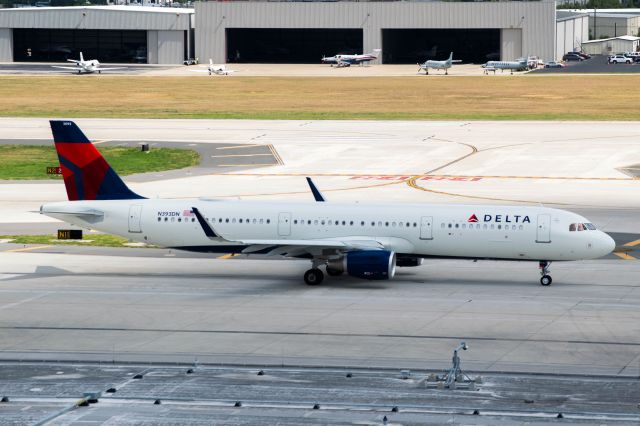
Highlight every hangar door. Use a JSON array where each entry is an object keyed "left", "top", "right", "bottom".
[
  {"left": 226, "top": 28, "right": 362, "bottom": 63},
  {"left": 13, "top": 29, "right": 147, "bottom": 63},
  {"left": 382, "top": 29, "right": 500, "bottom": 64}
]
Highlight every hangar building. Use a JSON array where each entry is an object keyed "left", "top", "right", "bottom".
[
  {"left": 0, "top": 6, "right": 194, "bottom": 64},
  {"left": 195, "top": 1, "right": 557, "bottom": 64},
  {"left": 555, "top": 11, "right": 589, "bottom": 59}
]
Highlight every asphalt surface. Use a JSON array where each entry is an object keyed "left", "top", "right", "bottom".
[
  {"left": 0, "top": 63, "right": 173, "bottom": 75},
  {"left": 531, "top": 54, "right": 640, "bottom": 74},
  {"left": 1, "top": 363, "right": 639, "bottom": 425}
]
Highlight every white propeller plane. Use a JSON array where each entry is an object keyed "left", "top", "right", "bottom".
[
  {"left": 482, "top": 58, "right": 529, "bottom": 75},
  {"left": 51, "top": 52, "right": 127, "bottom": 74},
  {"left": 322, "top": 49, "right": 381, "bottom": 67},
  {"left": 41, "top": 121, "right": 615, "bottom": 287},
  {"left": 418, "top": 52, "right": 462, "bottom": 75},
  {"left": 191, "top": 59, "right": 235, "bottom": 76}
]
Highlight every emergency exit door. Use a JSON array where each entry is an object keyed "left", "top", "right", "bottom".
[
  {"left": 420, "top": 216, "right": 433, "bottom": 240},
  {"left": 536, "top": 214, "right": 551, "bottom": 243},
  {"left": 278, "top": 212, "right": 291, "bottom": 236},
  {"left": 128, "top": 205, "right": 142, "bottom": 233}
]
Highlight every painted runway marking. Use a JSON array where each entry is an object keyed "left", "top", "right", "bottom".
[
  {"left": 614, "top": 252, "right": 636, "bottom": 260},
  {"left": 218, "top": 253, "right": 239, "bottom": 260},
  {"left": 216, "top": 144, "right": 265, "bottom": 150},
  {"left": 211, "top": 153, "right": 274, "bottom": 158},
  {"left": 5, "top": 245, "right": 51, "bottom": 253},
  {"left": 0, "top": 292, "right": 50, "bottom": 312}
]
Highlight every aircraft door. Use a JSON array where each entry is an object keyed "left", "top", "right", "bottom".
[
  {"left": 128, "top": 204, "right": 143, "bottom": 233},
  {"left": 536, "top": 214, "right": 551, "bottom": 243},
  {"left": 420, "top": 216, "right": 433, "bottom": 240},
  {"left": 278, "top": 212, "right": 291, "bottom": 236}
]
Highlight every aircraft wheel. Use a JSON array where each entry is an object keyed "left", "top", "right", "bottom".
[
  {"left": 540, "top": 275, "right": 552, "bottom": 286},
  {"left": 326, "top": 267, "right": 343, "bottom": 277},
  {"left": 304, "top": 268, "right": 324, "bottom": 286}
]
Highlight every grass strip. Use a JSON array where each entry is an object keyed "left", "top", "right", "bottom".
[
  {"left": 0, "top": 234, "right": 147, "bottom": 248},
  {"left": 0, "top": 145, "right": 200, "bottom": 180},
  {"left": 1, "top": 76, "right": 640, "bottom": 120}
]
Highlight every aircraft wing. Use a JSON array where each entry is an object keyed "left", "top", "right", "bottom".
[
  {"left": 51, "top": 66, "right": 81, "bottom": 71},
  {"left": 95, "top": 67, "right": 127, "bottom": 71},
  {"left": 191, "top": 207, "right": 386, "bottom": 256}
]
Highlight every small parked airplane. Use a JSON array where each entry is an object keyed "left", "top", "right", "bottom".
[
  {"left": 322, "top": 49, "right": 381, "bottom": 67},
  {"left": 41, "top": 121, "right": 615, "bottom": 286},
  {"left": 51, "top": 52, "right": 127, "bottom": 74},
  {"left": 191, "top": 59, "right": 235, "bottom": 76},
  {"left": 418, "top": 52, "right": 462, "bottom": 75},
  {"left": 482, "top": 58, "right": 529, "bottom": 74}
]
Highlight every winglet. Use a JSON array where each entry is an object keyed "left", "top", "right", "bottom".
[
  {"left": 191, "top": 207, "right": 218, "bottom": 238},
  {"left": 306, "top": 177, "right": 326, "bottom": 202}
]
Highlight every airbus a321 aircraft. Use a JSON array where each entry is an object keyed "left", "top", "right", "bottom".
[
  {"left": 52, "top": 52, "right": 127, "bottom": 74},
  {"left": 41, "top": 121, "right": 615, "bottom": 286},
  {"left": 322, "top": 49, "right": 381, "bottom": 67},
  {"left": 418, "top": 52, "right": 462, "bottom": 75}
]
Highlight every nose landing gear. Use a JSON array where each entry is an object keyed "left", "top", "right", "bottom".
[{"left": 539, "top": 261, "right": 552, "bottom": 286}]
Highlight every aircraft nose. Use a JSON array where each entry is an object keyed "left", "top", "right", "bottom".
[{"left": 598, "top": 232, "right": 616, "bottom": 257}]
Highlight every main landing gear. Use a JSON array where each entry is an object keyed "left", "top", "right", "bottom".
[
  {"left": 304, "top": 268, "right": 324, "bottom": 285},
  {"left": 539, "top": 261, "right": 552, "bottom": 286}
]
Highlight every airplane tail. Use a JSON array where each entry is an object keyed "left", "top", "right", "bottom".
[
  {"left": 50, "top": 120, "right": 144, "bottom": 201},
  {"left": 79, "top": 52, "right": 84, "bottom": 62},
  {"left": 209, "top": 58, "right": 213, "bottom": 66},
  {"left": 372, "top": 48, "right": 381, "bottom": 58}
]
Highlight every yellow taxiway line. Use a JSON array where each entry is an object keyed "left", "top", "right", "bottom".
[{"left": 5, "top": 245, "right": 51, "bottom": 253}]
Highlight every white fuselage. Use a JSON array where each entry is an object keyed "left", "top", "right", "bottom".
[{"left": 41, "top": 199, "right": 615, "bottom": 261}]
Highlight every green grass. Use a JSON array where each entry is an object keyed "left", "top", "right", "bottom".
[
  {"left": 0, "top": 234, "right": 145, "bottom": 248},
  {"left": 0, "top": 145, "right": 200, "bottom": 180}
]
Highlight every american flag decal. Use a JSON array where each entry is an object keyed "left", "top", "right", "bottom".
[{"left": 183, "top": 210, "right": 194, "bottom": 217}]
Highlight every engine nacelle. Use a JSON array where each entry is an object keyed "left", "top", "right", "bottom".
[
  {"left": 336, "top": 250, "right": 396, "bottom": 280},
  {"left": 396, "top": 257, "right": 423, "bottom": 267}
]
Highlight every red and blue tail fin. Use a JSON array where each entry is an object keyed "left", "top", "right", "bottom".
[{"left": 50, "top": 120, "right": 144, "bottom": 201}]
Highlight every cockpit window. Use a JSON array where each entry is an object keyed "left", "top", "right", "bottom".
[{"left": 569, "top": 222, "right": 596, "bottom": 231}]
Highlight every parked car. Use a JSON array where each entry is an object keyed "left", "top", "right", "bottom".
[
  {"left": 569, "top": 51, "right": 591, "bottom": 59},
  {"left": 609, "top": 54, "right": 632, "bottom": 64},
  {"left": 544, "top": 61, "right": 564, "bottom": 68},
  {"left": 527, "top": 56, "right": 544, "bottom": 69},
  {"left": 562, "top": 53, "right": 583, "bottom": 61}
]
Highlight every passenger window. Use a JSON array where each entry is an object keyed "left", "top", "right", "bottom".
[
  {"left": 400, "top": 222, "right": 405, "bottom": 227},
  {"left": 512, "top": 225, "right": 516, "bottom": 230},
  {"left": 371, "top": 222, "right": 375, "bottom": 227},
  {"left": 350, "top": 221, "right": 354, "bottom": 226},
  {"left": 361, "top": 221, "right": 365, "bottom": 226},
  {"left": 441, "top": 223, "right": 445, "bottom": 228},
  {"left": 239, "top": 219, "right": 243, "bottom": 223},
  {"left": 225, "top": 218, "right": 229, "bottom": 223},
  {"left": 519, "top": 225, "right": 523, "bottom": 230},
  {"left": 192, "top": 218, "right": 195, "bottom": 222},
  {"left": 253, "top": 219, "right": 257, "bottom": 224},
  {"left": 328, "top": 220, "right": 332, "bottom": 225},
  {"left": 260, "top": 219, "right": 264, "bottom": 224},
  {"left": 232, "top": 218, "right": 236, "bottom": 223},
  {"left": 448, "top": 224, "right": 452, "bottom": 228},
  {"left": 462, "top": 224, "right": 466, "bottom": 229},
  {"left": 246, "top": 218, "right": 249, "bottom": 223},
  {"left": 164, "top": 217, "right": 168, "bottom": 222},
  {"left": 294, "top": 220, "right": 298, "bottom": 224},
  {"left": 413, "top": 223, "right": 417, "bottom": 227},
  {"left": 342, "top": 221, "right": 346, "bottom": 225},
  {"left": 490, "top": 224, "right": 494, "bottom": 230},
  {"left": 266, "top": 219, "right": 271, "bottom": 224},
  {"left": 157, "top": 217, "right": 161, "bottom": 222},
  {"left": 178, "top": 218, "right": 182, "bottom": 222},
  {"left": 392, "top": 222, "right": 396, "bottom": 227},
  {"left": 378, "top": 221, "right": 383, "bottom": 227},
  {"left": 314, "top": 220, "right": 318, "bottom": 225},
  {"left": 171, "top": 217, "right": 175, "bottom": 222},
  {"left": 322, "top": 220, "right": 326, "bottom": 225},
  {"left": 497, "top": 224, "right": 501, "bottom": 230},
  {"left": 385, "top": 222, "right": 389, "bottom": 227},
  {"left": 308, "top": 220, "right": 312, "bottom": 225}
]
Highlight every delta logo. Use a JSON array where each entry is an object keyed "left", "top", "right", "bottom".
[{"left": 468, "top": 214, "right": 531, "bottom": 223}]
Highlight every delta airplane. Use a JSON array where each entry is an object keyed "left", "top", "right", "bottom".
[
  {"left": 322, "top": 49, "right": 381, "bottom": 67},
  {"left": 482, "top": 58, "right": 529, "bottom": 74},
  {"left": 40, "top": 121, "right": 615, "bottom": 286},
  {"left": 52, "top": 52, "right": 127, "bottom": 74},
  {"left": 418, "top": 52, "right": 462, "bottom": 75}
]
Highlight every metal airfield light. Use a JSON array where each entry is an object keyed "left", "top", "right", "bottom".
[{"left": 443, "top": 341, "right": 470, "bottom": 388}]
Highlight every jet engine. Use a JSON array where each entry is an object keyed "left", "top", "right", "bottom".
[
  {"left": 327, "top": 250, "right": 396, "bottom": 280},
  {"left": 396, "top": 257, "right": 423, "bottom": 267}
]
